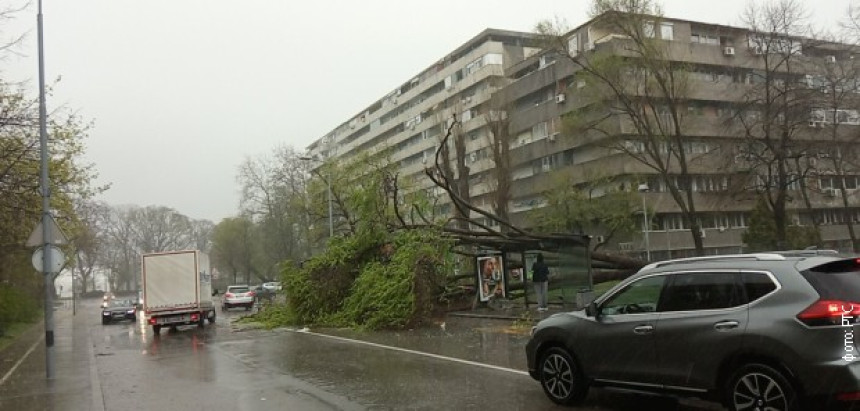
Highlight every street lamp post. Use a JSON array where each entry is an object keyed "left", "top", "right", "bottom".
[
  {"left": 36, "top": 0, "right": 56, "bottom": 379},
  {"left": 638, "top": 183, "right": 651, "bottom": 262},
  {"left": 300, "top": 156, "right": 333, "bottom": 237}
]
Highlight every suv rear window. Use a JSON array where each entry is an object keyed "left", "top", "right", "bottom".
[
  {"left": 801, "top": 259, "right": 860, "bottom": 301},
  {"left": 228, "top": 287, "right": 249, "bottom": 293},
  {"left": 742, "top": 272, "right": 777, "bottom": 302}
]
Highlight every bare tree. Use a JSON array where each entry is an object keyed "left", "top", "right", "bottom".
[
  {"left": 536, "top": 0, "right": 707, "bottom": 255},
  {"left": 484, "top": 85, "right": 513, "bottom": 225},
  {"left": 731, "top": 0, "right": 818, "bottom": 248},
  {"left": 69, "top": 200, "right": 110, "bottom": 293}
]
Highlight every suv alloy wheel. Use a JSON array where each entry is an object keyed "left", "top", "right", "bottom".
[
  {"left": 726, "top": 363, "right": 800, "bottom": 411},
  {"left": 539, "top": 346, "right": 588, "bottom": 405}
]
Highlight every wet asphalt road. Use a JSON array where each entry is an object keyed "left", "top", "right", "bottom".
[{"left": 2, "top": 299, "right": 724, "bottom": 410}]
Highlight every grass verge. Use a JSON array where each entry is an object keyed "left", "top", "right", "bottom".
[{"left": 0, "top": 321, "right": 41, "bottom": 353}]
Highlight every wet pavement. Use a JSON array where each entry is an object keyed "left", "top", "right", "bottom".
[{"left": 0, "top": 299, "right": 724, "bottom": 410}]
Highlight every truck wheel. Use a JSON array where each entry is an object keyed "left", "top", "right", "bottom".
[
  {"left": 208, "top": 311, "right": 216, "bottom": 324},
  {"left": 197, "top": 314, "right": 205, "bottom": 328},
  {"left": 152, "top": 324, "right": 161, "bottom": 335}
]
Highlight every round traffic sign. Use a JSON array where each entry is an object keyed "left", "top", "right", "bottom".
[{"left": 32, "top": 245, "right": 66, "bottom": 273}]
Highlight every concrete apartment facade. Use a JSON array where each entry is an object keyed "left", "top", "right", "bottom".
[{"left": 307, "top": 15, "right": 860, "bottom": 259}]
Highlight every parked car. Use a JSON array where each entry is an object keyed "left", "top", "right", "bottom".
[
  {"left": 101, "top": 298, "right": 137, "bottom": 324},
  {"left": 262, "top": 281, "right": 282, "bottom": 291},
  {"left": 222, "top": 285, "right": 255, "bottom": 311},
  {"left": 525, "top": 251, "right": 860, "bottom": 410}
]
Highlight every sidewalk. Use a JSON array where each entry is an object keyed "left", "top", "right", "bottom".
[
  {"left": 448, "top": 299, "right": 577, "bottom": 321},
  {"left": 0, "top": 304, "right": 102, "bottom": 411}
]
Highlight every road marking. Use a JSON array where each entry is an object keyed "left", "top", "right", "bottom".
[
  {"left": 294, "top": 329, "right": 530, "bottom": 377},
  {"left": 0, "top": 334, "right": 43, "bottom": 386}
]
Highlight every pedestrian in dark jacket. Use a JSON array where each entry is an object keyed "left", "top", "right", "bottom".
[{"left": 532, "top": 253, "right": 550, "bottom": 311}]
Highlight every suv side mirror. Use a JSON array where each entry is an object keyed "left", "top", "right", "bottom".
[{"left": 585, "top": 301, "right": 599, "bottom": 317}]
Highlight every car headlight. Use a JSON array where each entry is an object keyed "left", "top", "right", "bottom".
[
  {"left": 127, "top": 310, "right": 135, "bottom": 314},
  {"left": 102, "top": 312, "right": 110, "bottom": 316}
]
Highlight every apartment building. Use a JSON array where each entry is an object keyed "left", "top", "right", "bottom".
[
  {"left": 307, "top": 15, "right": 860, "bottom": 258},
  {"left": 503, "top": 14, "right": 860, "bottom": 259},
  {"left": 306, "top": 29, "right": 540, "bottom": 205}
]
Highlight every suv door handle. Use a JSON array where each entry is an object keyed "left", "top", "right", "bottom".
[
  {"left": 714, "top": 320, "right": 740, "bottom": 331},
  {"left": 633, "top": 325, "right": 654, "bottom": 334}
]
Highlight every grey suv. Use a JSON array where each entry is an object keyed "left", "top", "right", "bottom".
[{"left": 525, "top": 253, "right": 859, "bottom": 410}]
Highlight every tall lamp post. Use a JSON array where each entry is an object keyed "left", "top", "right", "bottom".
[
  {"left": 300, "top": 156, "right": 333, "bottom": 237},
  {"left": 638, "top": 183, "right": 651, "bottom": 261},
  {"left": 37, "top": 0, "right": 56, "bottom": 379}
]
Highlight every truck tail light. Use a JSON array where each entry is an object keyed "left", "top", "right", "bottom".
[
  {"left": 797, "top": 300, "right": 859, "bottom": 326},
  {"left": 837, "top": 391, "right": 860, "bottom": 401},
  {"left": 148, "top": 317, "right": 156, "bottom": 325},
  {"left": 191, "top": 313, "right": 199, "bottom": 322}
]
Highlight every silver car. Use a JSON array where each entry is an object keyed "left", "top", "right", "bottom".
[
  {"left": 222, "top": 285, "right": 255, "bottom": 311},
  {"left": 526, "top": 252, "right": 860, "bottom": 410}
]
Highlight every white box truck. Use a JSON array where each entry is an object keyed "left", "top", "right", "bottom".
[{"left": 142, "top": 250, "right": 216, "bottom": 335}]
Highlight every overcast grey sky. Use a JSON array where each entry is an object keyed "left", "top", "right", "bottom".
[{"left": 2, "top": 0, "right": 852, "bottom": 223}]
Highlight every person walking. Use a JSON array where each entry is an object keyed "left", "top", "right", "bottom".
[{"left": 532, "top": 253, "right": 550, "bottom": 311}]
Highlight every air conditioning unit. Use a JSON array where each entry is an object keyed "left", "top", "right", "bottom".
[
  {"left": 548, "top": 133, "right": 558, "bottom": 142},
  {"left": 555, "top": 93, "right": 566, "bottom": 104},
  {"left": 723, "top": 46, "right": 736, "bottom": 56},
  {"left": 825, "top": 188, "right": 837, "bottom": 197},
  {"left": 826, "top": 55, "right": 837, "bottom": 63}
]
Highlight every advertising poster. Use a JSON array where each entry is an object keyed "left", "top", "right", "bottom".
[{"left": 477, "top": 255, "right": 505, "bottom": 301}]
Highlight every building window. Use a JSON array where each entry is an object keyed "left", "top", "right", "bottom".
[
  {"left": 660, "top": 23, "right": 674, "bottom": 41},
  {"left": 691, "top": 33, "right": 720, "bottom": 45},
  {"left": 567, "top": 33, "right": 579, "bottom": 57},
  {"left": 482, "top": 53, "right": 503, "bottom": 65},
  {"left": 643, "top": 21, "right": 655, "bottom": 38},
  {"left": 532, "top": 121, "right": 549, "bottom": 139}
]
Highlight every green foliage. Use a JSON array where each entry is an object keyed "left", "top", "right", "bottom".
[
  {"left": 0, "top": 284, "right": 40, "bottom": 327},
  {"left": 242, "top": 149, "right": 455, "bottom": 330},
  {"left": 0, "top": 78, "right": 103, "bottom": 300},
  {"left": 270, "top": 228, "right": 452, "bottom": 330},
  {"left": 743, "top": 197, "right": 821, "bottom": 251},
  {"left": 530, "top": 171, "right": 639, "bottom": 244}
]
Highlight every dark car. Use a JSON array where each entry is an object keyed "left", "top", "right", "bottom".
[
  {"left": 525, "top": 252, "right": 860, "bottom": 410},
  {"left": 101, "top": 298, "right": 137, "bottom": 324}
]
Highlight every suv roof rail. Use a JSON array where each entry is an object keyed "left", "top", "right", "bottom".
[
  {"left": 762, "top": 249, "right": 840, "bottom": 257},
  {"left": 642, "top": 253, "right": 786, "bottom": 270}
]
